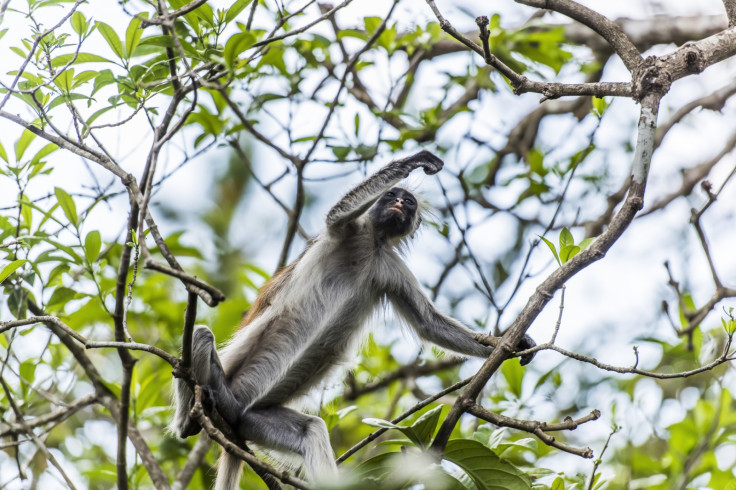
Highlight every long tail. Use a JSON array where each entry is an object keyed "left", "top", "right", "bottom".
[{"left": 214, "top": 451, "right": 243, "bottom": 490}]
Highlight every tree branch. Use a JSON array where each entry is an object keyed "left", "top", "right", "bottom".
[{"left": 467, "top": 404, "right": 599, "bottom": 458}]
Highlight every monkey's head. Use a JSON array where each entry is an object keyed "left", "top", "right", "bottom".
[{"left": 369, "top": 187, "right": 422, "bottom": 239}]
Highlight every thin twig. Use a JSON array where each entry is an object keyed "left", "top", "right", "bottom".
[
  {"left": 586, "top": 425, "right": 619, "bottom": 490},
  {"left": 467, "top": 404, "right": 599, "bottom": 458}
]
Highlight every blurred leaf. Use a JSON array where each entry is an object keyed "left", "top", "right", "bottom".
[
  {"left": 224, "top": 31, "right": 256, "bottom": 69},
  {"left": 96, "top": 21, "right": 124, "bottom": 59},
  {"left": 0, "top": 259, "right": 28, "bottom": 283},
  {"left": 84, "top": 230, "right": 101, "bottom": 264},
  {"left": 14, "top": 129, "right": 36, "bottom": 162},
  {"left": 444, "top": 439, "right": 531, "bottom": 490},
  {"left": 225, "top": 0, "right": 254, "bottom": 23},
  {"left": 71, "top": 11, "right": 87, "bottom": 36},
  {"left": 501, "top": 358, "right": 524, "bottom": 398},
  {"left": 51, "top": 53, "right": 111, "bottom": 68},
  {"left": 579, "top": 237, "right": 594, "bottom": 250},
  {"left": 363, "top": 406, "right": 442, "bottom": 449},
  {"left": 559, "top": 244, "right": 580, "bottom": 264},
  {"left": 125, "top": 14, "right": 145, "bottom": 58},
  {"left": 538, "top": 235, "right": 560, "bottom": 266},
  {"left": 558, "top": 227, "right": 574, "bottom": 250},
  {"left": 54, "top": 187, "right": 78, "bottom": 228}
]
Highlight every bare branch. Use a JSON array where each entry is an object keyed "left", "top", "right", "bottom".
[
  {"left": 343, "top": 358, "right": 463, "bottom": 400},
  {"left": 140, "top": 0, "right": 209, "bottom": 27},
  {"left": 467, "top": 404, "right": 599, "bottom": 458},
  {"left": 723, "top": 0, "right": 736, "bottom": 27},
  {"left": 143, "top": 258, "right": 225, "bottom": 306},
  {"left": 0, "top": 394, "right": 97, "bottom": 439},
  {"left": 85, "top": 341, "right": 179, "bottom": 367},
  {"left": 545, "top": 340, "right": 734, "bottom": 379},
  {"left": 181, "top": 292, "right": 198, "bottom": 370}
]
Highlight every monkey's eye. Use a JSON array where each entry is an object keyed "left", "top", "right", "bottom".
[
  {"left": 386, "top": 191, "right": 395, "bottom": 197},
  {"left": 405, "top": 198, "right": 415, "bottom": 205}
]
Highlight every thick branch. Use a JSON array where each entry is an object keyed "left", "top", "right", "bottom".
[{"left": 724, "top": 0, "right": 736, "bottom": 27}]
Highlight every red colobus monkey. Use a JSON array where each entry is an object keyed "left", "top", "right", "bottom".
[{"left": 172, "top": 150, "right": 536, "bottom": 489}]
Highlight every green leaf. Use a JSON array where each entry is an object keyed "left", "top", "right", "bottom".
[
  {"left": 42, "top": 238, "right": 83, "bottom": 264},
  {"left": 501, "top": 357, "right": 524, "bottom": 398},
  {"left": 0, "top": 139, "right": 8, "bottom": 163},
  {"left": 538, "top": 235, "right": 560, "bottom": 266},
  {"left": 47, "top": 93, "right": 90, "bottom": 111},
  {"left": 30, "top": 143, "right": 58, "bottom": 166},
  {"left": 0, "top": 260, "right": 28, "bottom": 283},
  {"left": 91, "top": 69, "right": 116, "bottom": 97},
  {"left": 559, "top": 245, "right": 580, "bottom": 264},
  {"left": 331, "top": 146, "right": 351, "bottom": 159},
  {"left": 579, "top": 237, "right": 594, "bottom": 251},
  {"left": 363, "top": 406, "right": 442, "bottom": 449},
  {"left": 71, "top": 11, "right": 87, "bottom": 36},
  {"left": 592, "top": 96, "right": 610, "bottom": 117},
  {"left": 225, "top": 0, "right": 254, "bottom": 23},
  {"left": 558, "top": 227, "right": 574, "bottom": 250},
  {"left": 84, "top": 230, "right": 101, "bottom": 264},
  {"left": 444, "top": 439, "right": 531, "bottom": 490},
  {"left": 407, "top": 406, "right": 443, "bottom": 448},
  {"left": 46, "top": 286, "right": 77, "bottom": 311},
  {"left": 53, "top": 68, "right": 74, "bottom": 92},
  {"left": 352, "top": 452, "right": 399, "bottom": 481},
  {"left": 86, "top": 106, "right": 115, "bottom": 126},
  {"left": 14, "top": 129, "right": 36, "bottom": 162},
  {"left": 96, "top": 21, "right": 124, "bottom": 59},
  {"left": 19, "top": 359, "right": 37, "bottom": 384},
  {"left": 223, "top": 31, "right": 256, "bottom": 68},
  {"left": 20, "top": 196, "right": 32, "bottom": 230},
  {"left": 54, "top": 187, "right": 78, "bottom": 228},
  {"left": 72, "top": 70, "right": 99, "bottom": 88},
  {"left": 364, "top": 16, "right": 382, "bottom": 34},
  {"left": 51, "top": 53, "right": 111, "bottom": 68},
  {"left": 125, "top": 14, "right": 145, "bottom": 59}
]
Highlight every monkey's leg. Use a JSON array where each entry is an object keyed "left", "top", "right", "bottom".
[
  {"left": 235, "top": 406, "right": 337, "bottom": 482},
  {"left": 173, "top": 326, "right": 243, "bottom": 437}
]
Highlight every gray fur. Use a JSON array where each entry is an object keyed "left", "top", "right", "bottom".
[{"left": 171, "top": 150, "right": 533, "bottom": 489}]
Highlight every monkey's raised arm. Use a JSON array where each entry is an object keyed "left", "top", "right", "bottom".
[
  {"left": 387, "top": 263, "right": 536, "bottom": 365},
  {"left": 325, "top": 150, "right": 443, "bottom": 234}
]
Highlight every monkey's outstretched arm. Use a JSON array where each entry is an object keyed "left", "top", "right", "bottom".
[
  {"left": 387, "top": 265, "right": 536, "bottom": 365},
  {"left": 325, "top": 150, "right": 443, "bottom": 234}
]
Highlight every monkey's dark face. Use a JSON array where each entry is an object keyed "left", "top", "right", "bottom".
[{"left": 369, "top": 187, "right": 419, "bottom": 238}]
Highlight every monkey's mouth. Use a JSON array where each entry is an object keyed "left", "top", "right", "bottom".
[{"left": 389, "top": 204, "right": 404, "bottom": 214}]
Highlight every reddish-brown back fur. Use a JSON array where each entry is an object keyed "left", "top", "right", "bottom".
[{"left": 238, "top": 262, "right": 297, "bottom": 328}]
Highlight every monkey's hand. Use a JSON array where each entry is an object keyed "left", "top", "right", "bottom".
[
  {"left": 403, "top": 150, "right": 444, "bottom": 175},
  {"left": 516, "top": 334, "right": 536, "bottom": 366},
  {"left": 200, "top": 385, "right": 217, "bottom": 414}
]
